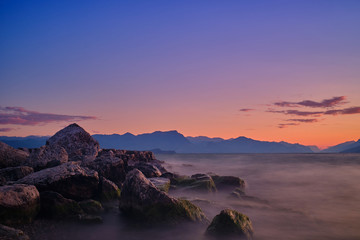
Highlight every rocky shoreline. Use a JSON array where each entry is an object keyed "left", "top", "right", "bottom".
[{"left": 0, "top": 124, "right": 253, "bottom": 240}]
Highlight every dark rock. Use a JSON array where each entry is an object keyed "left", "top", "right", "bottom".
[
  {"left": 99, "top": 177, "right": 121, "bottom": 202},
  {"left": 79, "top": 199, "right": 103, "bottom": 214},
  {"left": 40, "top": 191, "right": 83, "bottom": 219},
  {"left": 229, "top": 188, "right": 246, "bottom": 199},
  {"left": 0, "top": 166, "right": 34, "bottom": 185},
  {"left": 46, "top": 123, "right": 100, "bottom": 162},
  {"left": 211, "top": 175, "right": 245, "bottom": 190},
  {"left": 131, "top": 162, "right": 162, "bottom": 178},
  {"left": 173, "top": 174, "right": 216, "bottom": 192},
  {"left": 206, "top": 209, "right": 253, "bottom": 239},
  {"left": 17, "top": 162, "right": 99, "bottom": 201},
  {"left": 149, "top": 177, "right": 171, "bottom": 193},
  {"left": 0, "top": 224, "right": 30, "bottom": 240},
  {"left": 119, "top": 169, "right": 207, "bottom": 224},
  {"left": 82, "top": 149, "right": 127, "bottom": 187},
  {"left": 119, "top": 150, "right": 156, "bottom": 165},
  {"left": 77, "top": 214, "right": 103, "bottom": 224},
  {"left": 0, "top": 184, "right": 40, "bottom": 225},
  {"left": 0, "top": 142, "right": 29, "bottom": 169},
  {"left": 26, "top": 145, "right": 68, "bottom": 171}
]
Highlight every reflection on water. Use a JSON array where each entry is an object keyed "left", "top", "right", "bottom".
[{"left": 31, "top": 154, "right": 360, "bottom": 240}]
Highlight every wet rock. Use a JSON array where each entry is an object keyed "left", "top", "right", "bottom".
[
  {"left": 83, "top": 149, "right": 127, "bottom": 187},
  {"left": 131, "top": 162, "right": 162, "bottom": 178},
  {"left": 26, "top": 145, "right": 68, "bottom": 171},
  {"left": 0, "top": 224, "right": 30, "bottom": 240},
  {"left": 0, "top": 142, "right": 29, "bottom": 169},
  {"left": 173, "top": 174, "right": 217, "bottom": 192},
  {"left": 149, "top": 177, "right": 170, "bottom": 193},
  {"left": 0, "top": 166, "right": 34, "bottom": 185},
  {"left": 211, "top": 175, "right": 245, "bottom": 190},
  {"left": 0, "top": 184, "right": 40, "bottom": 225},
  {"left": 206, "top": 209, "right": 253, "bottom": 239},
  {"left": 79, "top": 199, "right": 103, "bottom": 214},
  {"left": 229, "top": 188, "right": 246, "bottom": 199},
  {"left": 46, "top": 123, "right": 100, "bottom": 162},
  {"left": 119, "top": 169, "right": 207, "bottom": 224},
  {"left": 99, "top": 177, "right": 121, "bottom": 202},
  {"left": 17, "top": 162, "right": 99, "bottom": 201},
  {"left": 40, "top": 191, "right": 83, "bottom": 219},
  {"left": 77, "top": 214, "right": 103, "bottom": 224}
]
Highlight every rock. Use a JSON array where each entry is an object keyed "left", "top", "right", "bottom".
[
  {"left": 17, "top": 162, "right": 99, "bottom": 201},
  {"left": 0, "top": 224, "right": 30, "bottom": 240},
  {"left": 79, "top": 200, "right": 103, "bottom": 214},
  {"left": 131, "top": 162, "right": 161, "bottom": 178},
  {"left": 229, "top": 188, "right": 246, "bottom": 199},
  {"left": 149, "top": 177, "right": 171, "bottom": 193},
  {"left": 99, "top": 177, "right": 121, "bottom": 202},
  {"left": 46, "top": 123, "right": 100, "bottom": 162},
  {"left": 173, "top": 174, "right": 216, "bottom": 192},
  {"left": 26, "top": 145, "right": 68, "bottom": 171},
  {"left": 40, "top": 191, "right": 83, "bottom": 219},
  {"left": 77, "top": 214, "right": 103, "bottom": 224},
  {"left": 211, "top": 175, "right": 245, "bottom": 190},
  {"left": 120, "top": 150, "right": 156, "bottom": 165},
  {"left": 206, "top": 209, "right": 253, "bottom": 239},
  {"left": 119, "top": 169, "right": 207, "bottom": 224},
  {"left": 0, "top": 142, "right": 29, "bottom": 169},
  {"left": 0, "top": 184, "right": 40, "bottom": 225},
  {"left": 82, "top": 149, "right": 127, "bottom": 187},
  {"left": 0, "top": 166, "right": 34, "bottom": 185}
]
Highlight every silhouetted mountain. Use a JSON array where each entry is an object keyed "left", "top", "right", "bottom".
[
  {"left": 340, "top": 140, "right": 360, "bottom": 153},
  {"left": 322, "top": 140, "right": 360, "bottom": 153},
  {"left": 187, "top": 136, "right": 225, "bottom": 144},
  {"left": 0, "top": 136, "right": 48, "bottom": 149}
]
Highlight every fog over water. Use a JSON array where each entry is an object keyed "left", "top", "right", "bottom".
[{"left": 30, "top": 154, "right": 360, "bottom": 240}]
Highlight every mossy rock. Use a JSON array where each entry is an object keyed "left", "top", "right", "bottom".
[
  {"left": 149, "top": 177, "right": 170, "bottom": 193},
  {"left": 99, "top": 177, "right": 121, "bottom": 202},
  {"left": 206, "top": 209, "right": 253, "bottom": 239},
  {"left": 79, "top": 199, "right": 103, "bottom": 214},
  {"left": 174, "top": 174, "right": 216, "bottom": 192},
  {"left": 211, "top": 175, "right": 245, "bottom": 190},
  {"left": 77, "top": 214, "right": 103, "bottom": 224}
]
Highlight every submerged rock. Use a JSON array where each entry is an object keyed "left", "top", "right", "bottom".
[
  {"left": 211, "top": 175, "right": 245, "bottom": 190},
  {"left": 0, "top": 166, "right": 34, "bottom": 185},
  {"left": 40, "top": 191, "right": 83, "bottom": 219},
  {"left": 173, "top": 174, "right": 217, "bottom": 192},
  {"left": 0, "top": 142, "right": 29, "bottom": 169},
  {"left": 0, "top": 184, "right": 40, "bottom": 225},
  {"left": 149, "top": 177, "right": 171, "bottom": 192},
  {"left": 83, "top": 149, "right": 127, "bottom": 187},
  {"left": 17, "top": 162, "right": 99, "bottom": 201},
  {"left": 99, "top": 177, "right": 121, "bottom": 202},
  {"left": 119, "top": 169, "right": 207, "bottom": 224},
  {"left": 26, "top": 145, "right": 68, "bottom": 171},
  {"left": 46, "top": 123, "right": 100, "bottom": 162},
  {"left": 79, "top": 199, "right": 103, "bottom": 214},
  {"left": 0, "top": 224, "right": 30, "bottom": 240},
  {"left": 206, "top": 209, "right": 253, "bottom": 239}
]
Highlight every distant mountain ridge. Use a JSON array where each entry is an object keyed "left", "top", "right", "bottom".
[{"left": 1, "top": 132, "right": 359, "bottom": 153}]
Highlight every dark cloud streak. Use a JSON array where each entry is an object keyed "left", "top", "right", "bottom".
[{"left": 274, "top": 96, "right": 347, "bottom": 108}]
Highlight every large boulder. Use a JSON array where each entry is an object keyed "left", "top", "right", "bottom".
[
  {"left": 149, "top": 177, "right": 170, "bottom": 193},
  {"left": 0, "top": 166, "right": 34, "bottom": 185},
  {"left": 26, "top": 145, "right": 68, "bottom": 171},
  {"left": 211, "top": 175, "right": 245, "bottom": 190},
  {"left": 0, "top": 184, "right": 40, "bottom": 225},
  {"left": 46, "top": 123, "right": 99, "bottom": 162},
  {"left": 0, "top": 224, "right": 30, "bottom": 240},
  {"left": 131, "top": 162, "right": 162, "bottom": 178},
  {"left": 82, "top": 149, "right": 127, "bottom": 187},
  {"left": 17, "top": 162, "right": 99, "bottom": 201},
  {"left": 0, "top": 142, "right": 29, "bottom": 169},
  {"left": 79, "top": 199, "right": 103, "bottom": 214},
  {"left": 98, "top": 177, "right": 121, "bottom": 202},
  {"left": 206, "top": 209, "right": 253, "bottom": 239},
  {"left": 119, "top": 169, "right": 207, "bottom": 224},
  {"left": 40, "top": 191, "right": 83, "bottom": 219},
  {"left": 173, "top": 174, "right": 216, "bottom": 192}
]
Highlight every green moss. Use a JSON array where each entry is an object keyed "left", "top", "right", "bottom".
[
  {"left": 52, "top": 201, "right": 83, "bottom": 218},
  {"left": 174, "top": 177, "right": 216, "bottom": 192},
  {"left": 101, "top": 188, "right": 121, "bottom": 202},
  {"left": 79, "top": 200, "right": 103, "bottom": 214}
]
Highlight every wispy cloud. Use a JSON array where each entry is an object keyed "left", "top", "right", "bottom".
[
  {"left": 267, "top": 109, "right": 323, "bottom": 116},
  {"left": 286, "top": 119, "right": 319, "bottom": 123},
  {"left": 239, "top": 108, "right": 255, "bottom": 112},
  {"left": 324, "top": 107, "right": 360, "bottom": 115},
  {"left": 278, "top": 123, "right": 299, "bottom": 128},
  {"left": 0, "top": 106, "right": 97, "bottom": 126},
  {"left": 0, "top": 128, "right": 14, "bottom": 132},
  {"left": 274, "top": 96, "right": 347, "bottom": 108}
]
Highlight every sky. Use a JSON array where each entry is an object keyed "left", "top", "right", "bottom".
[{"left": 1, "top": 0, "right": 360, "bottom": 149}]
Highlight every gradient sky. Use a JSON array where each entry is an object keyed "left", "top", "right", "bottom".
[{"left": 1, "top": 0, "right": 360, "bottom": 148}]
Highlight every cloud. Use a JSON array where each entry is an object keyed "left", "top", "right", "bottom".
[
  {"left": 274, "top": 96, "right": 347, "bottom": 108},
  {"left": 0, "top": 106, "right": 97, "bottom": 126},
  {"left": 239, "top": 108, "right": 255, "bottom": 112},
  {"left": 0, "top": 128, "right": 14, "bottom": 132},
  {"left": 324, "top": 107, "right": 360, "bottom": 115},
  {"left": 278, "top": 123, "right": 299, "bottom": 128},
  {"left": 267, "top": 109, "right": 323, "bottom": 116},
  {"left": 286, "top": 119, "right": 319, "bottom": 123}
]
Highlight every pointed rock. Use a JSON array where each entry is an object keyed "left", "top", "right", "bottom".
[{"left": 46, "top": 123, "right": 99, "bottom": 162}]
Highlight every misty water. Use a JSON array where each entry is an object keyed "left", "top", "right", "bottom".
[{"left": 30, "top": 153, "right": 360, "bottom": 240}]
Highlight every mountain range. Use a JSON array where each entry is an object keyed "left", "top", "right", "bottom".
[{"left": 1, "top": 130, "right": 359, "bottom": 153}]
